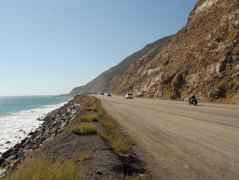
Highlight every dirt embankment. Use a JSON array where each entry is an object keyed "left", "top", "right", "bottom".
[{"left": 0, "top": 95, "right": 148, "bottom": 180}]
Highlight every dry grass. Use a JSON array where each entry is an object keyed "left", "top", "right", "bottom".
[
  {"left": 81, "top": 96, "right": 99, "bottom": 112},
  {"left": 69, "top": 123, "right": 97, "bottom": 135},
  {"left": 99, "top": 113, "right": 117, "bottom": 129},
  {"left": 74, "top": 95, "right": 132, "bottom": 155},
  {"left": 99, "top": 128, "right": 131, "bottom": 155},
  {"left": 5, "top": 157, "right": 84, "bottom": 180},
  {"left": 80, "top": 112, "right": 98, "bottom": 123},
  {"left": 96, "top": 103, "right": 131, "bottom": 155}
]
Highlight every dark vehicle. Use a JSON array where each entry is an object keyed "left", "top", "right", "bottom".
[
  {"left": 188, "top": 97, "right": 198, "bottom": 106},
  {"left": 107, "top": 93, "right": 112, "bottom": 97},
  {"left": 101, "top": 92, "right": 104, "bottom": 95}
]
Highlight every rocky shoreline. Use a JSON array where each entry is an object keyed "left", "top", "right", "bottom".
[
  {"left": 0, "top": 96, "right": 147, "bottom": 179},
  {"left": 0, "top": 99, "right": 78, "bottom": 178}
]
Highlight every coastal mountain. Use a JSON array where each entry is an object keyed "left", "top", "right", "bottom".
[
  {"left": 70, "top": 36, "right": 172, "bottom": 96},
  {"left": 71, "top": 0, "right": 239, "bottom": 103}
]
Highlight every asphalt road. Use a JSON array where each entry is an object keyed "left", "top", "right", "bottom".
[{"left": 95, "top": 95, "right": 239, "bottom": 180}]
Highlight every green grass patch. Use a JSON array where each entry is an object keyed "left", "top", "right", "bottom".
[
  {"left": 69, "top": 123, "right": 97, "bottom": 135},
  {"left": 80, "top": 113, "right": 98, "bottom": 123},
  {"left": 5, "top": 157, "right": 84, "bottom": 180}
]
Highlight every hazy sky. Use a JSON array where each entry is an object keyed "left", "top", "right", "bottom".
[{"left": 0, "top": 0, "right": 196, "bottom": 96}]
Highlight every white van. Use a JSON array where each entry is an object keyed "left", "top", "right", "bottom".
[{"left": 125, "top": 93, "right": 133, "bottom": 99}]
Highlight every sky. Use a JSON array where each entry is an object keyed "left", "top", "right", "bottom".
[{"left": 0, "top": 0, "right": 196, "bottom": 96}]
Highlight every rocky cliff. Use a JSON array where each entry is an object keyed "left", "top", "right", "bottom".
[
  {"left": 71, "top": 0, "right": 239, "bottom": 103},
  {"left": 70, "top": 36, "right": 172, "bottom": 96}
]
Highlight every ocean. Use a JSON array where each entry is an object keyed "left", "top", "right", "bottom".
[{"left": 0, "top": 96, "right": 70, "bottom": 154}]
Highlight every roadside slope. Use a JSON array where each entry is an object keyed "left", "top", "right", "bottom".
[
  {"left": 1, "top": 96, "right": 147, "bottom": 179},
  {"left": 96, "top": 95, "right": 239, "bottom": 179}
]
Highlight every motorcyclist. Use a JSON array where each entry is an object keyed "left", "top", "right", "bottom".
[
  {"left": 190, "top": 94, "right": 196, "bottom": 100},
  {"left": 189, "top": 94, "right": 198, "bottom": 105}
]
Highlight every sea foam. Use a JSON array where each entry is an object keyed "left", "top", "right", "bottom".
[{"left": 0, "top": 102, "right": 66, "bottom": 155}]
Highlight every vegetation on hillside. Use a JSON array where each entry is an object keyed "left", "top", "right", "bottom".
[
  {"left": 5, "top": 95, "right": 143, "bottom": 179},
  {"left": 75, "top": 95, "right": 132, "bottom": 155},
  {"left": 69, "top": 123, "right": 97, "bottom": 135},
  {"left": 5, "top": 157, "right": 84, "bottom": 180}
]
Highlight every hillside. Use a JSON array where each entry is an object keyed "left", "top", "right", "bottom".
[
  {"left": 70, "top": 36, "right": 172, "bottom": 96},
  {"left": 71, "top": 0, "right": 239, "bottom": 103}
]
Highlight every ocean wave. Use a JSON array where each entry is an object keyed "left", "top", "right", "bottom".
[{"left": 0, "top": 102, "right": 67, "bottom": 155}]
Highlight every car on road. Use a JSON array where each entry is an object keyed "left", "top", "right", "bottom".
[
  {"left": 125, "top": 93, "right": 133, "bottom": 99},
  {"left": 107, "top": 93, "right": 112, "bottom": 97},
  {"left": 101, "top": 92, "right": 104, "bottom": 95}
]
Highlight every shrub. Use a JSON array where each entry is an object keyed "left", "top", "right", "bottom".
[
  {"left": 112, "top": 135, "right": 131, "bottom": 155},
  {"left": 99, "top": 114, "right": 117, "bottom": 129},
  {"left": 70, "top": 123, "right": 97, "bottom": 135},
  {"left": 99, "top": 128, "right": 131, "bottom": 155},
  {"left": 97, "top": 112, "right": 131, "bottom": 154},
  {"left": 82, "top": 96, "right": 98, "bottom": 112},
  {"left": 80, "top": 113, "right": 98, "bottom": 123},
  {"left": 5, "top": 157, "right": 83, "bottom": 180}
]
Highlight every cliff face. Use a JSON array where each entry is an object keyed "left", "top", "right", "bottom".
[
  {"left": 70, "top": 36, "right": 172, "bottom": 96},
  {"left": 71, "top": 0, "right": 239, "bottom": 103}
]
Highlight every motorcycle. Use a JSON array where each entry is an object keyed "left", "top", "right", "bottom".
[{"left": 188, "top": 98, "right": 198, "bottom": 106}]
